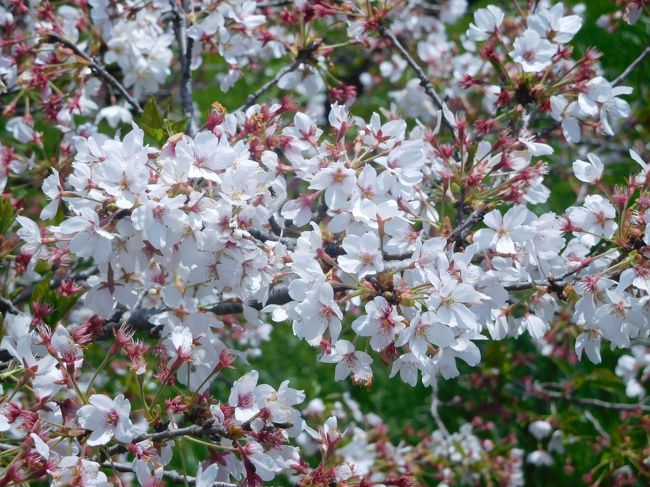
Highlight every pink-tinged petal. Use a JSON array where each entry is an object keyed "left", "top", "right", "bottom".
[
  {"left": 504, "top": 205, "right": 528, "bottom": 228},
  {"left": 563, "top": 118, "right": 581, "bottom": 143},
  {"left": 88, "top": 394, "right": 115, "bottom": 411},
  {"left": 114, "top": 418, "right": 135, "bottom": 443},
  {"left": 335, "top": 340, "right": 355, "bottom": 355},
  {"left": 451, "top": 283, "right": 480, "bottom": 304},
  {"left": 40, "top": 199, "right": 59, "bottom": 220},
  {"left": 436, "top": 349, "right": 459, "bottom": 379},
  {"left": 426, "top": 323, "right": 455, "bottom": 348},
  {"left": 482, "top": 209, "right": 502, "bottom": 230},
  {"left": 334, "top": 361, "right": 352, "bottom": 381},
  {"left": 146, "top": 220, "right": 166, "bottom": 249},
  {"left": 473, "top": 228, "right": 496, "bottom": 250}
]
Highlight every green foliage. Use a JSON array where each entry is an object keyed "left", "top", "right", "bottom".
[
  {"left": 0, "top": 198, "right": 15, "bottom": 235},
  {"left": 141, "top": 97, "right": 188, "bottom": 145},
  {"left": 141, "top": 97, "right": 166, "bottom": 144}
]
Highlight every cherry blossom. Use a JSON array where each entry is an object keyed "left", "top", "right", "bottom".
[
  {"left": 510, "top": 29, "right": 557, "bottom": 73},
  {"left": 1, "top": 1, "right": 649, "bottom": 484},
  {"left": 76, "top": 394, "right": 136, "bottom": 446}
]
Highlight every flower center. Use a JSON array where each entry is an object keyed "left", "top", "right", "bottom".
[
  {"left": 523, "top": 50, "right": 536, "bottom": 62},
  {"left": 105, "top": 409, "right": 120, "bottom": 426}
]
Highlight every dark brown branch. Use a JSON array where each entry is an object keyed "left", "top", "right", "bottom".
[
  {"left": 133, "top": 419, "right": 229, "bottom": 444},
  {"left": 169, "top": 0, "right": 197, "bottom": 136},
  {"left": 376, "top": 25, "right": 454, "bottom": 132},
  {"left": 46, "top": 33, "right": 143, "bottom": 115},
  {"left": 106, "top": 419, "right": 229, "bottom": 457},
  {"left": 238, "top": 44, "right": 319, "bottom": 112},
  {"left": 207, "top": 282, "right": 351, "bottom": 315},
  {"left": 447, "top": 207, "right": 489, "bottom": 246},
  {"left": 100, "top": 307, "right": 163, "bottom": 339},
  {"left": 14, "top": 266, "right": 97, "bottom": 306},
  {"left": 248, "top": 228, "right": 297, "bottom": 249},
  {"left": 0, "top": 294, "right": 19, "bottom": 315},
  {"left": 257, "top": 0, "right": 291, "bottom": 7}
]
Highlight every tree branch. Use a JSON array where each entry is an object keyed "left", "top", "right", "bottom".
[
  {"left": 612, "top": 42, "right": 650, "bottom": 86},
  {"left": 14, "top": 266, "right": 97, "bottom": 306},
  {"left": 133, "top": 419, "right": 230, "bottom": 444},
  {"left": 0, "top": 294, "right": 19, "bottom": 315},
  {"left": 46, "top": 33, "right": 143, "bottom": 116},
  {"left": 376, "top": 24, "right": 454, "bottom": 132},
  {"left": 447, "top": 207, "right": 488, "bottom": 246},
  {"left": 238, "top": 44, "right": 319, "bottom": 112},
  {"left": 531, "top": 382, "right": 650, "bottom": 412},
  {"left": 169, "top": 0, "right": 197, "bottom": 136}
]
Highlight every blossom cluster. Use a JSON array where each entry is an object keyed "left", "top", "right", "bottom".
[{"left": 1, "top": 0, "right": 649, "bottom": 485}]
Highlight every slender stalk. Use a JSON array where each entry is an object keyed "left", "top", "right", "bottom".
[
  {"left": 85, "top": 346, "right": 114, "bottom": 394},
  {"left": 612, "top": 42, "right": 650, "bottom": 86}
]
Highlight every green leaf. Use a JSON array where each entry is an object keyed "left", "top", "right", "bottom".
[
  {"left": 163, "top": 118, "right": 188, "bottom": 136},
  {"left": 0, "top": 199, "right": 15, "bottom": 234},
  {"left": 142, "top": 97, "right": 163, "bottom": 130},
  {"left": 141, "top": 98, "right": 167, "bottom": 145},
  {"left": 52, "top": 293, "right": 82, "bottom": 324},
  {"left": 30, "top": 272, "right": 55, "bottom": 312},
  {"left": 142, "top": 126, "right": 165, "bottom": 145}
]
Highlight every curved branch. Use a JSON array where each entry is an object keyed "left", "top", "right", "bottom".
[
  {"left": 532, "top": 382, "right": 650, "bottom": 412},
  {"left": 238, "top": 44, "right": 319, "bottom": 112},
  {"left": 612, "top": 42, "right": 650, "bottom": 86},
  {"left": 376, "top": 24, "right": 454, "bottom": 132},
  {"left": 46, "top": 33, "right": 143, "bottom": 115}
]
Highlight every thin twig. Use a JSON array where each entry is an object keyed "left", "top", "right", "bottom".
[
  {"left": 376, "top": 24, "right": 454, "bottom": 132},
  {"left": 105, "top": 420, "right": 229, "bottom": 456},
  {"left": 584, "top": 410, "right": 611, "bottom": 445},
  {"left": 612, "top": 43, "right": 650, "bottom": 86},
  {"left": 532, "top": 382, "right": 650, "bottom": 412},
  {"left": 430, "top": 394, "right": 450, "bottom": 438},
  {"left": 238, "top": 44, "right": 318, "bottom": 112},
  {"left": 46, "top": 33, "right": 143, "bottom": 115},
  {"left": 505, "top": 250, "right": 628, "bottom": 294}
]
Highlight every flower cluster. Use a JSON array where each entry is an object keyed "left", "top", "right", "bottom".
[{"left": 1, "top": 0, "right": 650, "bottom": 485}]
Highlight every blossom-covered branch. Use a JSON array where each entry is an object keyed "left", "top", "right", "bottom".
[
  {"left": 1, "top": 1, "right": 650, "bottom": 485},
  {"left": 46, "top": 33, "right": 144, "bottom": 116}
]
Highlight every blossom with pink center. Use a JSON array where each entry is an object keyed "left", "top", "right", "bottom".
[
  {"left": 321, "top": 340, "right": 373, "bottom": 384},
  {"left": 510, "top": 29, "right": 557, "bottom": 72},
  {"left": 76, "top": 394, "right": 135, "bottom": 446},
  {"left": 352, "top": 296, "right": 405, "bottom": 351},
  {"left": 338, "top": 231, "right": 384, "bottom": 278}
]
